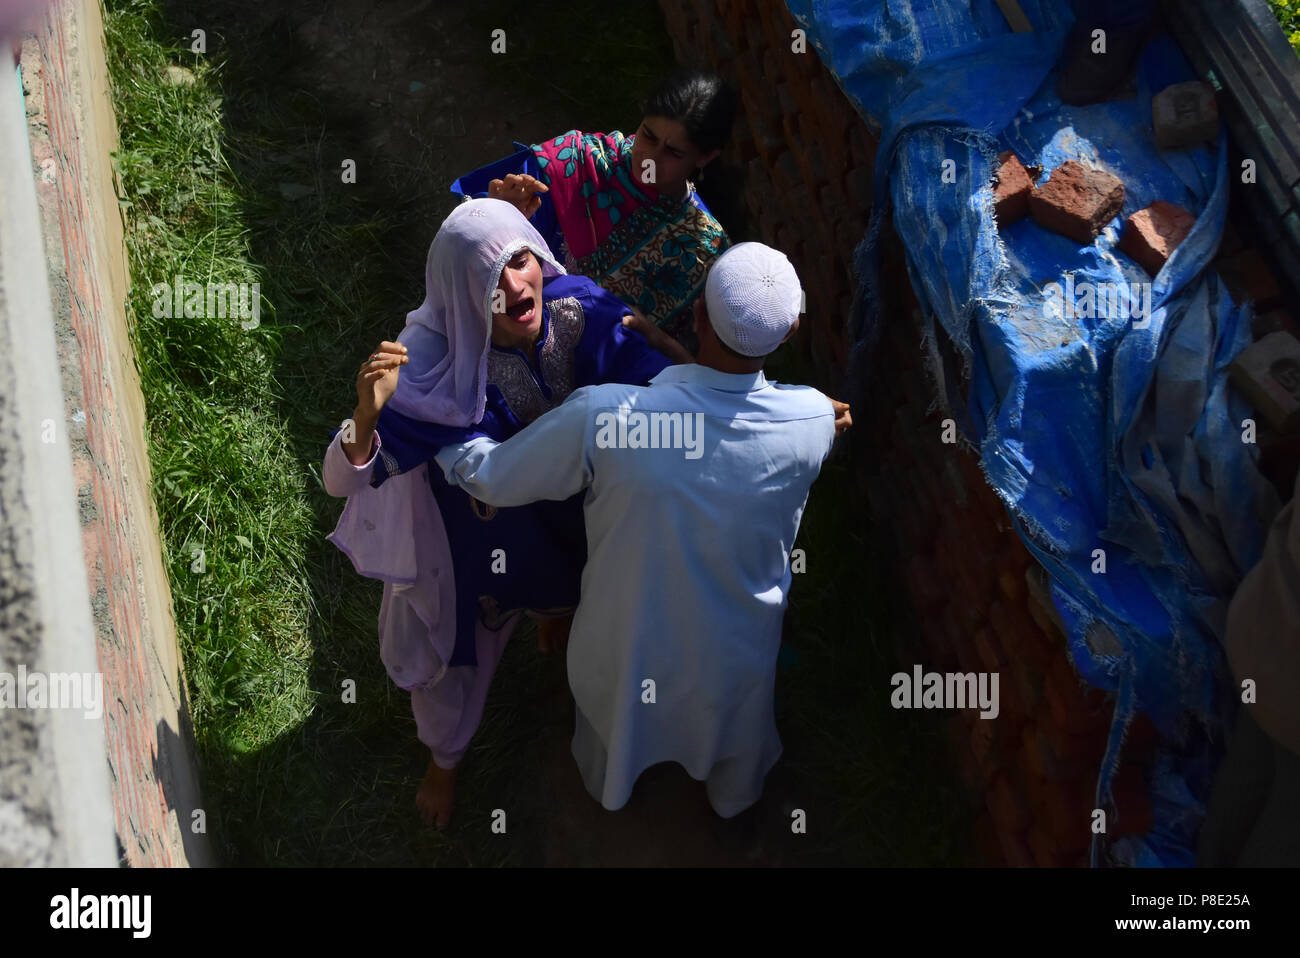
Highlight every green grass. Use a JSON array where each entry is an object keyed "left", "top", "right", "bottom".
[
  {"left": 106, "top": 9, "right": 313, "bottom": 762},
  {"left": 103, "top": 0, "right": 968, "bottom": 866},
  {"left": 104, "top": 0, "right": 468, "bottom": 864}
]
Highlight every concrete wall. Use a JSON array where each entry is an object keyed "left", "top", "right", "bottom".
[
  {"left": 0, "top": 48, "right": 116, "bottom": 869},
  {"left": 6, "top": 0, "right": 209, "bottom": 866}
]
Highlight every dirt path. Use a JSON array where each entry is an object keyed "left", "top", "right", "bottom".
[{"left": 530, "top": 655, "right": 830, "bottom": 867}]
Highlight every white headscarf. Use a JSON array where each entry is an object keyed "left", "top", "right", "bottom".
[{"left": 388, "top": 198, "right": 565, "bottom": 426}]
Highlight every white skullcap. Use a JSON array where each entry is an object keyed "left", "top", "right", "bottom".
[{"left": 704, "top": 242, "right": 804, "bottom": 358}]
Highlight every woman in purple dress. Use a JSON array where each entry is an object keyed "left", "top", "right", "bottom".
[{"left": 323, "top": 199, "right": 675, "bottom": 827}]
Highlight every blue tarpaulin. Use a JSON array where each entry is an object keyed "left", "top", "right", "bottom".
[{"left": 786, "top": 0, "right": 1282, "bottom": 864}]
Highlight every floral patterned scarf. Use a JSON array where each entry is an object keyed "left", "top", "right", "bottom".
[{"left": 534, "top": 130, "right": 730, "bottom": 351}]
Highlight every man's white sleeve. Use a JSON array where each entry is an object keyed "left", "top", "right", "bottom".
[{"left": 434, "top": 390, "right": 594, "bottom": 507}]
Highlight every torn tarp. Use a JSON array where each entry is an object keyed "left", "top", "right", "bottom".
[{"left": 787, "top": 0, "right": 1281, "bottom": 865}]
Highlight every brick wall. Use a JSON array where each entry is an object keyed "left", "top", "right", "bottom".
[
  {"left": 660, "top": 0, "right": 876, "bottom": 386},
  {"left": 21, "top": 0, "right": 207, "bottom": 866}
]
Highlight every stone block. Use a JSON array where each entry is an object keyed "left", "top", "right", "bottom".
[
  {"left": 1228, "top": 331, "right": 1300, "bottom": 433},
  {"left": 1153, "top": 81, "right": 1219, "bottom": 150}
]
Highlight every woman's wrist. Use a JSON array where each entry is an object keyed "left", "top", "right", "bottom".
[
  {"left": 351, "top": 405, "right": 379, "bottom": 430},
  {"left": 342, "top": 406, "right": 379, "bottom": 465}
]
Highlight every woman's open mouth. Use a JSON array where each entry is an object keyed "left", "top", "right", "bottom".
[{"left": 505, "top": 296, "right": 536, "bottom": 324}]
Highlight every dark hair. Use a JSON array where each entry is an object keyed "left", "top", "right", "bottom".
[{"left": 641, "top": 70, "right": 738, "bottom": 155}]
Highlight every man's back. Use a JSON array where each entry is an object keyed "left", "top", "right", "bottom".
[
  {"left": 567, "top": 364, "right": 835, "bottom": 814},
  {"left": 435, "top": 361, "right": 835, "bottom": 815}
]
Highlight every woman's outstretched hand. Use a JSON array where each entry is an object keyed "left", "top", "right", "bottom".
[
  {"left": 342, "top": 341, "right": 408, "bottom": 466},
  {"left": 488, "top": 173, "right": 548, "bottom": 218},
  {"left": 356, "top": 340, "right": 409, "bottom": 418}
]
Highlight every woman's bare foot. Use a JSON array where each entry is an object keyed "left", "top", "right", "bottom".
[
  {"left": 416, "top": 758, "right": 456, "bottom": 829},
  {"left": 536, "top": 613, "right": 574, "bottom": 653}
]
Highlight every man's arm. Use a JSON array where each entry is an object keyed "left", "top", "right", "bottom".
[{"left": 435, "top": 389, "right": 595, "bottom": 507}]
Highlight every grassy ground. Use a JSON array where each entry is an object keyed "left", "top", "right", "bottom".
[{"left": 104, "top": 0, "right": 971, "bottom": 865}]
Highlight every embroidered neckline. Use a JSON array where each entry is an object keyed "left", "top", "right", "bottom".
[{"left": 486, "top": 296, "right": 587, "bottom": 425}]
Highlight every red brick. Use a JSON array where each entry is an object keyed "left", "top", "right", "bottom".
[
  {"left": 850, "top": 125, "right": 877, "bottom": 171},
  {"left": 956, "top": 740, "right": 982, "bottom": 792},
  {"left": 996, "top": 568, "right": 1025, "bottom": 606},
  {"left": 1024, "top": 566, "right": 1067, "bottom": 645},
  {"left": 993, "top": 151, "right": 1033, "bottom": 226},
  {"left": 1153, "top": 81, "right": 1219, "bottom": 150},
  {"left": 988, "top": 770, "right": 1033, "bottom": 834},
  {"left": 1010, "top": 660, "right": 1046, "bottom": 718},
  {"left": 950, "top": 547, "right": 994, "bottom": 604},
  {"left": 1042, "top": 659, "right": 1083, "bottom": 732},
  {"left": 974, "top": 812, "right": 1005, "bottom": 865},
  {"left": 1035, "top": 776, "right": 1094, "bottom": 847},
  {"left": 1028, "top": 817, "right": 1087, "bottom": 866},
  {"left": 997, "top": 826, "right": 1035, "bottom": 868},
  {"left": 904, "top": 554, "right": 947, "bottom": 610},
  {"left": 971, "top": 712, "right": 1000, "bottom": 783},
  {"left": 952, "top": 622, "right": 983, "bottom": 674},
  {"left": 991, "top": 598, "right": 1049, "bottom": 668},
  {"left": 1119, "top": 201, "right": 1197, "bottom": 276},
  {"left": 972, "top": 627, "right": 1009, "bottom": 676},
  {"left": 1029, "top": 160, "right": 1126, "bottom": 243},
  {"left": 1063, "top": 719, "right": 1111, "bottom": 764},
  {"left": 1021, "top": 723, "right": 1074, "bottom": 783},
  {"left": 1005, "top": 536, "right": 1033, "bottom": 574}
]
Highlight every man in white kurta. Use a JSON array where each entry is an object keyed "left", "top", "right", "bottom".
[{"left": 435, "top": 243, "right": 839, "bottom": 817}]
